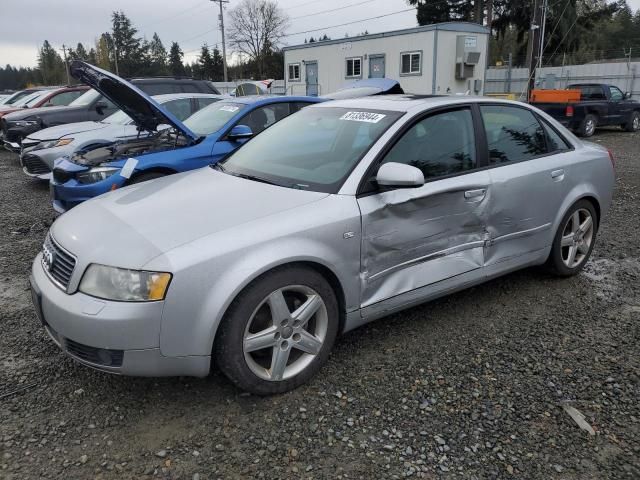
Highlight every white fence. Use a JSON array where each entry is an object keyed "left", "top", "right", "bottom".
[
  {"left": 212, "top": 80, "right": 286, "bottom": 95},
  {"left": 486, "top": 61, "right": 640, "bottom": 99}
]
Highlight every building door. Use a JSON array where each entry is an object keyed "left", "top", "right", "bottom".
[
  {"left": 369, "top": 55, "right": 385, "bottom": 78},
  {"left": 305, "top": 62, "right": 319, "bottom": 96}
]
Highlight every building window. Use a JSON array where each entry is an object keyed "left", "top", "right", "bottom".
[
  {"left": 345, "top": 57, "right": 362, "bottom": 78},
  {"left": 401, "top": 51, "right": 422, "bottom": 75},
  {"left": 288, "top": 63, "right": 301, "bottom": 82}
]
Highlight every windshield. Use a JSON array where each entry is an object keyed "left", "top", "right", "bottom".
[
  {"left": 103, "top": 109, "right": 132, "bottom": 125},
  {"left": 2, "top": 90, "right": 34, "bottom": 105},
  {"left": 69, "top": 89, "right": 100, "bottom": 106},
  {"left": 24, "top": 91, "right": 51, "bottom": 107},
  {"left": 13, "top": 92, "right": 41, "bottom": 107},
  {"left": 184, "top": 102, "right": 246, "bottom": 136},
  {"left": 219, "top": 106, "right": 403, "bottom": 193}
]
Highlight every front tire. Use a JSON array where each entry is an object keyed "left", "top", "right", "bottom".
[
  {"left": 546, "top": 200, "right": 598, "bottom": 276},
  {"left": 215, "top": 266, "right": 339, "bottom": 395}
]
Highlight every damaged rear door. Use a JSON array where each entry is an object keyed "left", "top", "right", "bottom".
[{"left": 357, "top": 106, "right": 490, "bottom": 307}]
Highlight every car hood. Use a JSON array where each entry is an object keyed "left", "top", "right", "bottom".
[
  {"left": 69, "top": 61, "right": 198, "bottom": 142},
  {"left": 26, "top": 121, "right": 108, "bottom": 141},
  {"left": 51, "top": 168, "right": 329, "bottom": 268}
]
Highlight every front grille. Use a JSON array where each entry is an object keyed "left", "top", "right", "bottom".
[
  {"left": 65, "top": 338, "right": 124, "bottom": 367},
  {"left": 23, "top": 154, "right": 51, "bottom": 175},
  {"left": 42, "top": 234, "right": 76, "bottom": 289},
  {"left": 52, "top": 168, "right": 73, "bottom": 184}
]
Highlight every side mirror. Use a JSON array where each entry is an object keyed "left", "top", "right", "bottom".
[
  {"left": 624, "top": 92, "right": 632, "bottom": 100},
  {"left": 376, "top": 162, "right": 424, "bottom": 188},
  {"left": 95, "top": 101, "right": 109, "bottom": 114},
  {"left": 228, "top": 124, "right": 253, "bottom": 141}
]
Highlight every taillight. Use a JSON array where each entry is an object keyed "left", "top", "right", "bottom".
[
  {"left": 566, "top": 105, "right": 574, "bottom": 117},
  {"left": 608, "top": 149, "right": 615, "bottom": 169}
]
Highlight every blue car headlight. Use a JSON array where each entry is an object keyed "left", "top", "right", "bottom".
[{"left": 76, "top": 166, "right": 120, "bottom": 184}]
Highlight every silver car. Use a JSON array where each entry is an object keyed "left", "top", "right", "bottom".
[
  {"left": 19, "top": 93, "right": 225, "bottom": 180},
  {"left": 30, "top": 96, "right": 615, "bottom": 394}
]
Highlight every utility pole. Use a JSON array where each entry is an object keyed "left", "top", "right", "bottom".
[
  {"left": 61, "top": 45, "right": 71, "bottom": 85},
  {"left": 211, "top": 0, "right": 229, "bottom": 83},
  {"left": 526, "top": 0, "right": 543, "bottom": 100},
  {"left": 537, "top": 0, "right": 549, "bottom": 70}
]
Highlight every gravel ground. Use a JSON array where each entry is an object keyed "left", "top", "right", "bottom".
[{"left": 0, "top": 129, "right": 639, "bottom": 480}]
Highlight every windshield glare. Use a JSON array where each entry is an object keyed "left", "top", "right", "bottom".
[
  {"left": 103, "top": 109, "right": 132, "bottom": 125},
  {"left": 220, "top": 107, "right": 402, "bottom": 193},
  {"left": 70, "top": 89, "right": 100, "bottom": 106},
  {"left": 184, "top": 102, "right": 246, "bottom": 136}
]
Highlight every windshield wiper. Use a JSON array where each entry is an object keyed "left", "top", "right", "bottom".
[{"left": 213, "top": 164, "right": 280, "bottom": 186}]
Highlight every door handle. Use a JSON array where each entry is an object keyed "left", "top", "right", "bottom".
[
  {"left": 464, "top": 189, "right": 487, "bottom": 200},
  {"left": 551, "top": 169, "right": 565, "bottom": 181}
]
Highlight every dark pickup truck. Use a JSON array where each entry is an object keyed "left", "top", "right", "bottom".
[{"left": 531, "top": 83, "right": 639, "bottom": 137}]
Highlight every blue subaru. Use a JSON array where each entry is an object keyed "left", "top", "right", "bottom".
[{"left": 50, "top": 61, "right": 324, "bottom": 212}]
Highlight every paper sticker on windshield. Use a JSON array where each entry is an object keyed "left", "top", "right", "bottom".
[
  {"left": 220, "top": 105, "right": 240, "bottom": 113},
  {"left": 120, "top": 158, "right": 138, "bottom": 179},
  {"left": 340, "top": 111, "right": 386, "bottom": 123}
]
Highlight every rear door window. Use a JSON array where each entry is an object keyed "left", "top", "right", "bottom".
[
  {"left": 480, "top": 105, "right": 547, "bottom": 164},
  {"left": 241, "top": 103, "right": 291, "bottom": 135}
]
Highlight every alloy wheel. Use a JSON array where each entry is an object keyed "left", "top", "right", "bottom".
[
  {"left": 560, "top": 208, "right": 594, "bottom": 269},
  {"left": 243, "top": 285, "right": 328, "bottom": 382},
  {"left": 585, "top": 119, "right": 596, "bottom": 136}
]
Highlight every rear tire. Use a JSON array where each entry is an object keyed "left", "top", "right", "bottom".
[
  {"left": 546, "top": 199, "right": 598, "bottom": 277},
  {"left": 129, "top": 172, "right": 168, "bottom": 184},
  {"left": 215, "top": 266, "right": 339, "bottom": 395},
  {"left": 623, "top": 111, "right": 640, "bottom": 132},
  {"left": 577, "top": 114, "right": 597, "bottom": 137}
]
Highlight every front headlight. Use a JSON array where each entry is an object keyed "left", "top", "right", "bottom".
[
  {"left": 79, "top": 264, "right": 172, "bottom": 302},
  {"left": 39, "top": 138, "right": 74, "bottom": 150},
  {"left": 76, "top": 166, "right": 120, "bottom": 184},
  {"left": 13, "top": 120, "right": 39, "bottom": 127}
]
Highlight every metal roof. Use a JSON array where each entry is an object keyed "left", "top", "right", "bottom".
[{"left": 282, "top": 22, "right": 490, "bottom": 52}]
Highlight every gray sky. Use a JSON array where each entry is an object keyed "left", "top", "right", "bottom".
[{"left": 1, "top": 0, "right": 639, "bottom": 68}]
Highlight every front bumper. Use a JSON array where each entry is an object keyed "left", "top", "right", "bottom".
[
  {"left": 51, "top": 169, "right": 127, "bottom": 212},
  {"left": 21, "top": 152, "right": 52, "bottom": 179},
  {"left": 30, "top": 254, "right": 211, "bottom": 377}
]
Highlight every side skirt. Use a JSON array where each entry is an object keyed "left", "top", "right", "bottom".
[{"left": 343, "top": 247, "right": 550, "bottom": 333}]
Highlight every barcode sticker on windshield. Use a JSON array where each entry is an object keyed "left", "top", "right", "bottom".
[
  {"left": 340, "top": 112, "right": 386, "bottom": 123},
  {"left": 120, "top": 158, "right": 138, "bottom": 179},
  {"left": 220, "top": 105, "right": 240, "bottom": 112}
]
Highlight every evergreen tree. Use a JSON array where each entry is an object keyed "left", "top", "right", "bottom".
[
  {"left": 168, "top": 42, "right": 186, "bottom": 76},
  {"left": 74, "top": 43, "right": 89, "bottom": 60},
  {"left": 95, "top": 34, "right": 113, "bottom": 71},
  {"left": 211, "top": 47, "right": 224, "bottom": 81},
  {"left": 148, "top": 33, "right": 168, "bottom": 75},
  {"left": 197, "top": 43, "right": 215, "bottom": 80},
  {"left": 111, "top": 10, "right": 144, "bottom": 76},
  {"left": 38, "top": 40, "right": 65, "bottom": 85}
]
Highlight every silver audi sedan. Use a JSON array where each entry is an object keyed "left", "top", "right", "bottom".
[{"left": 30, "top": 96, "right": 615, "bottom": 395}]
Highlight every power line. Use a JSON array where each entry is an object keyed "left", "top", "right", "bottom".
[
  {"left": 290, "top": 0, "right": 381, "bottom": 20},
  {"left": 283, "top": 7, "right": 416, "bottom": 38},
  {"left": 137, "top": 1, "right": 210, "bottom": 30}
]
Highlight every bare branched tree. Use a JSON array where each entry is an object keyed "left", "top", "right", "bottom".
[{"left": 227, "top": 0, "right": 289, "bottom": 78}]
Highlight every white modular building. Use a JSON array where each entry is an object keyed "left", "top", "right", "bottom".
[{"left": 283, "top": 22, "right": 490, "bottom": 96}]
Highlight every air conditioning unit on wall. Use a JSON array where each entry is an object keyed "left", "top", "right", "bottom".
[{"left": 455, "top": 35, "right": 480, "bottom": 80}]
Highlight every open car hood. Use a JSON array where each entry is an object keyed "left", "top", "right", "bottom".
[
  {"left": 322, "top": 78, "right": 404, "bottom": 100},
  {"left": 69, "top": 61, "right": 198, "bottom": 141}
]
